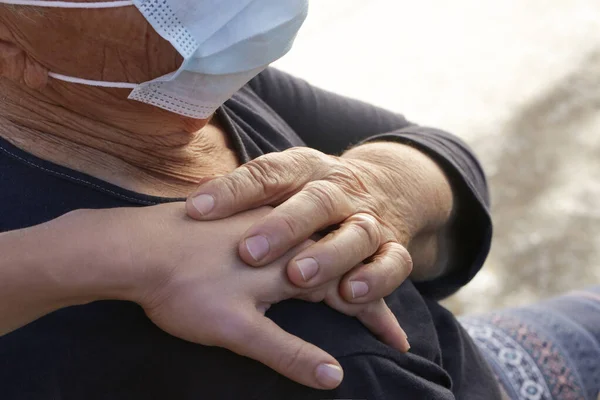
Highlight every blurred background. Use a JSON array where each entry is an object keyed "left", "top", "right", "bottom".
[{"left": 274, "top": 0, "right": 600, "bottom": 315}]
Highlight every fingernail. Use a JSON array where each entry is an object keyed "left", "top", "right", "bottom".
[
  {"left": 315, "top": 363, "right": 343, "bottom": 388},
  {"left": 191, "top": 194, "right": 215, "bottom": 216},
  {"left": 245, "top": 235, "right": 270, "bottom": 261},
  {"left": 350, "top": 281, "right": 369, "bottom": 298},
  {"left": 295, "top": 258, "right": 319, "bottom": 282}
]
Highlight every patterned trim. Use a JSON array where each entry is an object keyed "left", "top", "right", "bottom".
[
  {"left": 462, "top": 313, "right": 587, "bottom": 400},
  {"left": 462, "top": 318, "right": 551, "bottom": 400}
]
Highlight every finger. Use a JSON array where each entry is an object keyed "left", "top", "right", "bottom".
[
  {"left": 339, "top": 241, "right": 413, "bottom": 304},
  {"left": 320, "top": 286, "right": 410, "bottom": 353},
  {"left": 356, "top": 300, "right": 410, "bottom": 352},
  {"left": 186, "top": 149, "right": 326, "bottom": 220},
  {"left": 227, "top": 311, "right": 344, "bottom": 390},
  {"left": 238, "top": 180, "right": 353, "bottom": 266},
  {"left": 287, "top": 213, "right": 384, "bottom": 288}
]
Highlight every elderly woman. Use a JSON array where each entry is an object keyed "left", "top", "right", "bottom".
[{"left": 1, "top": 1, "right": 599, "bottom": 400}]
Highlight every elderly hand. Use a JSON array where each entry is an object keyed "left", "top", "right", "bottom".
[
  {"left": 186, "top": 146, "right": 412, "bottom": 297},
  {"left": 186, "top": 143, "right": 454, "bottom": 345}
]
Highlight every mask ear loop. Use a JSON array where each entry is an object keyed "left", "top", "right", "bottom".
[
  {"left": 0, "top": 0, "right": 145, "bottom": 88},
  {"left": 0, "top": 0, "right": 133, "bottom": 8},
  {"left": 48, "top": 72, "right": 138, "bottom": 89}
]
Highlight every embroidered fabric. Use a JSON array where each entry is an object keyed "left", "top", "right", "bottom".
[{"left": 461, "top": 287, "right": 600, "bottom": 400}]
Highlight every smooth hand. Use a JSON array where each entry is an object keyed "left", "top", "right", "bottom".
[{"left": 122, "top": 204, "right": 368, "bottom": 390}]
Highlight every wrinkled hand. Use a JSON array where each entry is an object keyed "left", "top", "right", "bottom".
[
  {"left": 124, "top": 203, "right": 404, "bottom": 390},
  {"left": 186, "top": 147, "right": 414, "bottom": 342}
]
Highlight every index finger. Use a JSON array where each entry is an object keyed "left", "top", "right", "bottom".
[
  {"left": 185, "top": 151, "right": 316, "bottom": 221},
  {"left": 237, "top": 181, "right": 352, "bottom": 266}
]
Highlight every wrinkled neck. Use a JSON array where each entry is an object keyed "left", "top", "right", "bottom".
[{"left": 0, "top": 78, "right": 240, "bottom": 197}]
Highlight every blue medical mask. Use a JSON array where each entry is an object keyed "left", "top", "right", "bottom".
[{"left": 0, "top": 0, "right": 309, "bottom": 118}]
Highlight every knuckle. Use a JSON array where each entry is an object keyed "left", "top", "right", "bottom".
[
  {"left": 328, "top": 237, "right": 347, "bottom": 261},
  {"left": 302, "top": 180, "right": 342, "bottom": 218},
  {"left": 326, "top": 163, "right": 385, "bottom": 216},
  {"left": 347, "top": 213, "right": 382, "bottom": 250},
  {"left": 283, "top": 148, "right": 325, "bottom": 178},
  {"left": 284, "top": 146, "right": 326, "bottom": 164},
  {"left": 327, "top": 163, "right": 370, "bottom": 195},
  {"left": 274, "top": 211, "right": 303, "bottom": 240},
  {"left": 241, "top": 157, "right": 282, "bottom": 196},
  {"left": 359, "top": 243, "right": 412, "bottom": 295},
  {"left": 328, "top": 164, "right": 357, "bottom": 183},
  {"left": 362, "top": 264, "right": 392, "bottom": 295},
  {"left": 279, "top": 147, "right": 321, "bottom": 179},
  {"left": 277, "top": 341, "right": 308, "bottom": 375},
  {"left": 387, "top": 242, "right": 413, "bottom": 276},
  {"left": 210, "top": 174, "right": 239, "bottom": 202},
  {"left": 283, "top": 146, "right": 312, "bottom": 157}
]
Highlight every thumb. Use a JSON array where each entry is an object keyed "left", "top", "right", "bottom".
[
  {"left": 185, "top": 176, "right": 218, "bottom": 214},
  {"left": 229, "top": 312, "right": 344, "bottom": 390}
]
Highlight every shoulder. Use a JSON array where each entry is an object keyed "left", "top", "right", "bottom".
[{"left": 262, "top": 284, "right": 455, "bottom": 399}]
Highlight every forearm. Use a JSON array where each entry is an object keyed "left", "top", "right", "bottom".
[
  {"left": 341, "top": 141, "right": 454, "bottom": 280},
  {"left": 0, "top": 209, "right": 136, "bottom": 335}
]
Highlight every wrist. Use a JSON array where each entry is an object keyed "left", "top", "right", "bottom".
[
  {"left": 40, "top": 208, "right": 145, "bottom": 306},
  {"left": 0, "top": 207, "right": 155, "bottom": 335}
]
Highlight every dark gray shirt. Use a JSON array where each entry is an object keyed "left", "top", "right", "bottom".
[{"left": 0, "top": 68, "right": 498, "bottom": 399}]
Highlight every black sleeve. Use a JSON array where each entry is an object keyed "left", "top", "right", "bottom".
[
  {"left": 330, "top": 354, "right": 455, "bottom": 400},
  {"left": 263, "top": 354, "right": 455, "bottom": 400},
  {"left": 249, "top": 68, "right": 492, "bottom": 299}
]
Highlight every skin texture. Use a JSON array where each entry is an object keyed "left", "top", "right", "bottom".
[
  {"left": 0, "top": 205, "right": 361, "bottom": 389},
  {"left": 0, "top": 3, "right": 426, "bottom": 390},
  {"left": 0, "top": 0, "right": 459, "bottom": 392},
  {"left": 186, "top": 144, "right": 454, "bottom": 303},
  {"left": 0, "top": 0, "right": 413, "bottom": 339},
  {"left": 0, "top": 5, "right": 239, "bottom": 197}
]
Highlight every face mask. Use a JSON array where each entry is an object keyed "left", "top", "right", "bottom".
[{"left": 0, "top": 0, "right": 308, "bottom": 119}]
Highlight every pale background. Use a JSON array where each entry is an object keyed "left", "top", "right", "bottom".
[{"left": 274, "top": 0, "right": 600, "bottom": 315}]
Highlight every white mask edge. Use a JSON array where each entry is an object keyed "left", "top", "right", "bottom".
[{"left": 0, "top": 0, "right": 133, "bottom": 8}]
